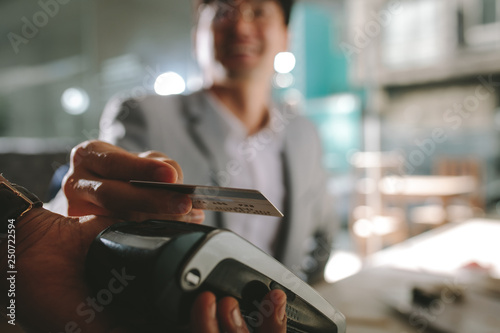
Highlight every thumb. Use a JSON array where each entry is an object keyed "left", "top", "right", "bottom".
[{"left": 256, "top": 289, "right": 287, "bottom": 333}]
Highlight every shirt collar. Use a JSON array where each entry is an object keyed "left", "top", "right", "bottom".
[{"left": 203, "top": 90, "right": 286, "bottom": 148}]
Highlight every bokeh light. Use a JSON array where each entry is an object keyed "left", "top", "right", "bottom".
[
  {"left": 61, "top": 87, "right": 90, "bottom": 115},
  {"left": 274, "top": 52, "right": 296, "bottom": 74},
  {"left": 154, "top": 72, "right": 186, "bottom": 96},
  {"left": 273, "top": 73, "right": 294, "bottom": 88}
]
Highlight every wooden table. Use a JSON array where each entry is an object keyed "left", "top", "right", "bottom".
[
  {"left": 379, "top": 175, "right": 477, "bottom": 200},
  {"left": 315, "top": 218, "right": 500, "bottom": 333},
  {"left": 379, "top": 175, "right": 479, "bottom": 230}
]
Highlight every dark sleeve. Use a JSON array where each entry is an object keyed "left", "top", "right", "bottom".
[
  {"left": 306, "top": 123, "right": 338, "bottom": 284},
  {"left": 46, "top": 164, "right": 70, "bottom": 201}
]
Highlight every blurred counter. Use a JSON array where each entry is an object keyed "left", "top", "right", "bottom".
[{"left": 315, "top": 219, "right": 500, "bottom": 333}]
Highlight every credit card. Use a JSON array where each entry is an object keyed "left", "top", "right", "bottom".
[{"left": 130, "top": 180, "right": 284, "bottom": 217}]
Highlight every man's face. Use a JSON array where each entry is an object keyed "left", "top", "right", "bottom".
[{"left": 196, "top": 0, "right": 288, "bottom": 81}]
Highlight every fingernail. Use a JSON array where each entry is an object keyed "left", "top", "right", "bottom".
[
  {"left": 192, "top": 215, "right": 204, "bottom": 222},
  {"left": 210, "top": 298, "right": 217, "bottom": 319},
  {"left": 278, "top": 301, "right": 287, "bottom": 322},
  {"left": 190, "top": 210, "right": 205, "bottom": 223},
  {"left": 174, "top": 196, "right": 192, "bottom": 214},
  {"left": 231, "top": 307, "right": 244, "bottom": 328},
  {"left": 274, "top": 291, "right": 287, "bottom": 321}
]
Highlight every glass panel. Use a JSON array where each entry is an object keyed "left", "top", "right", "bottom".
[
  {"left": 382, "top": 0, "right": 445, "bottom": 68},
  {"left": 482, "top": 0, "right": 498, "bottom": 24}
]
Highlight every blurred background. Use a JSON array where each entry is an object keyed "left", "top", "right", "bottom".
[
  {"left": 1, "top": 0, "right": 500, "bottom": 331},
  {"left": 1, "top": 0, "right": 500, "bottom": 276}
]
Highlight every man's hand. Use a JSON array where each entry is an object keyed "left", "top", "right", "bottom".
[
  {"left": 0, "top": 208, "right": 122, "bottom": 332},
  {"left": 0, "top": 208, "right": 285, "bottom": 333},
  {"left": 63, "top": 140, "right": 204, "bottom": 223},
  {"left": 191, "top": 290, "right": 287, "bottom": 333}
]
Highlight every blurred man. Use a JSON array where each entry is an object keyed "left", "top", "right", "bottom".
[{"left": 53, "top": 0, "right": 336, "bottom": 283}]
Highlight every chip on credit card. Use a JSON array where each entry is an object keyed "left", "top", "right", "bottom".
[{"left": 130, "top": 180, "right": 284, "bottom": 217}]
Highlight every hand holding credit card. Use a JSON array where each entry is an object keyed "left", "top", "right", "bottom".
[{"left": 130, "top": 180, "right": 283, "bottom": 217}]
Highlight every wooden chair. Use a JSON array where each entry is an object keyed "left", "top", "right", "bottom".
[
  {"left": 349, "top": 151, "right": 409, "bottom": 257},
  {"left": 409, "top": 157, "right": 484, "bottom": 235}
]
